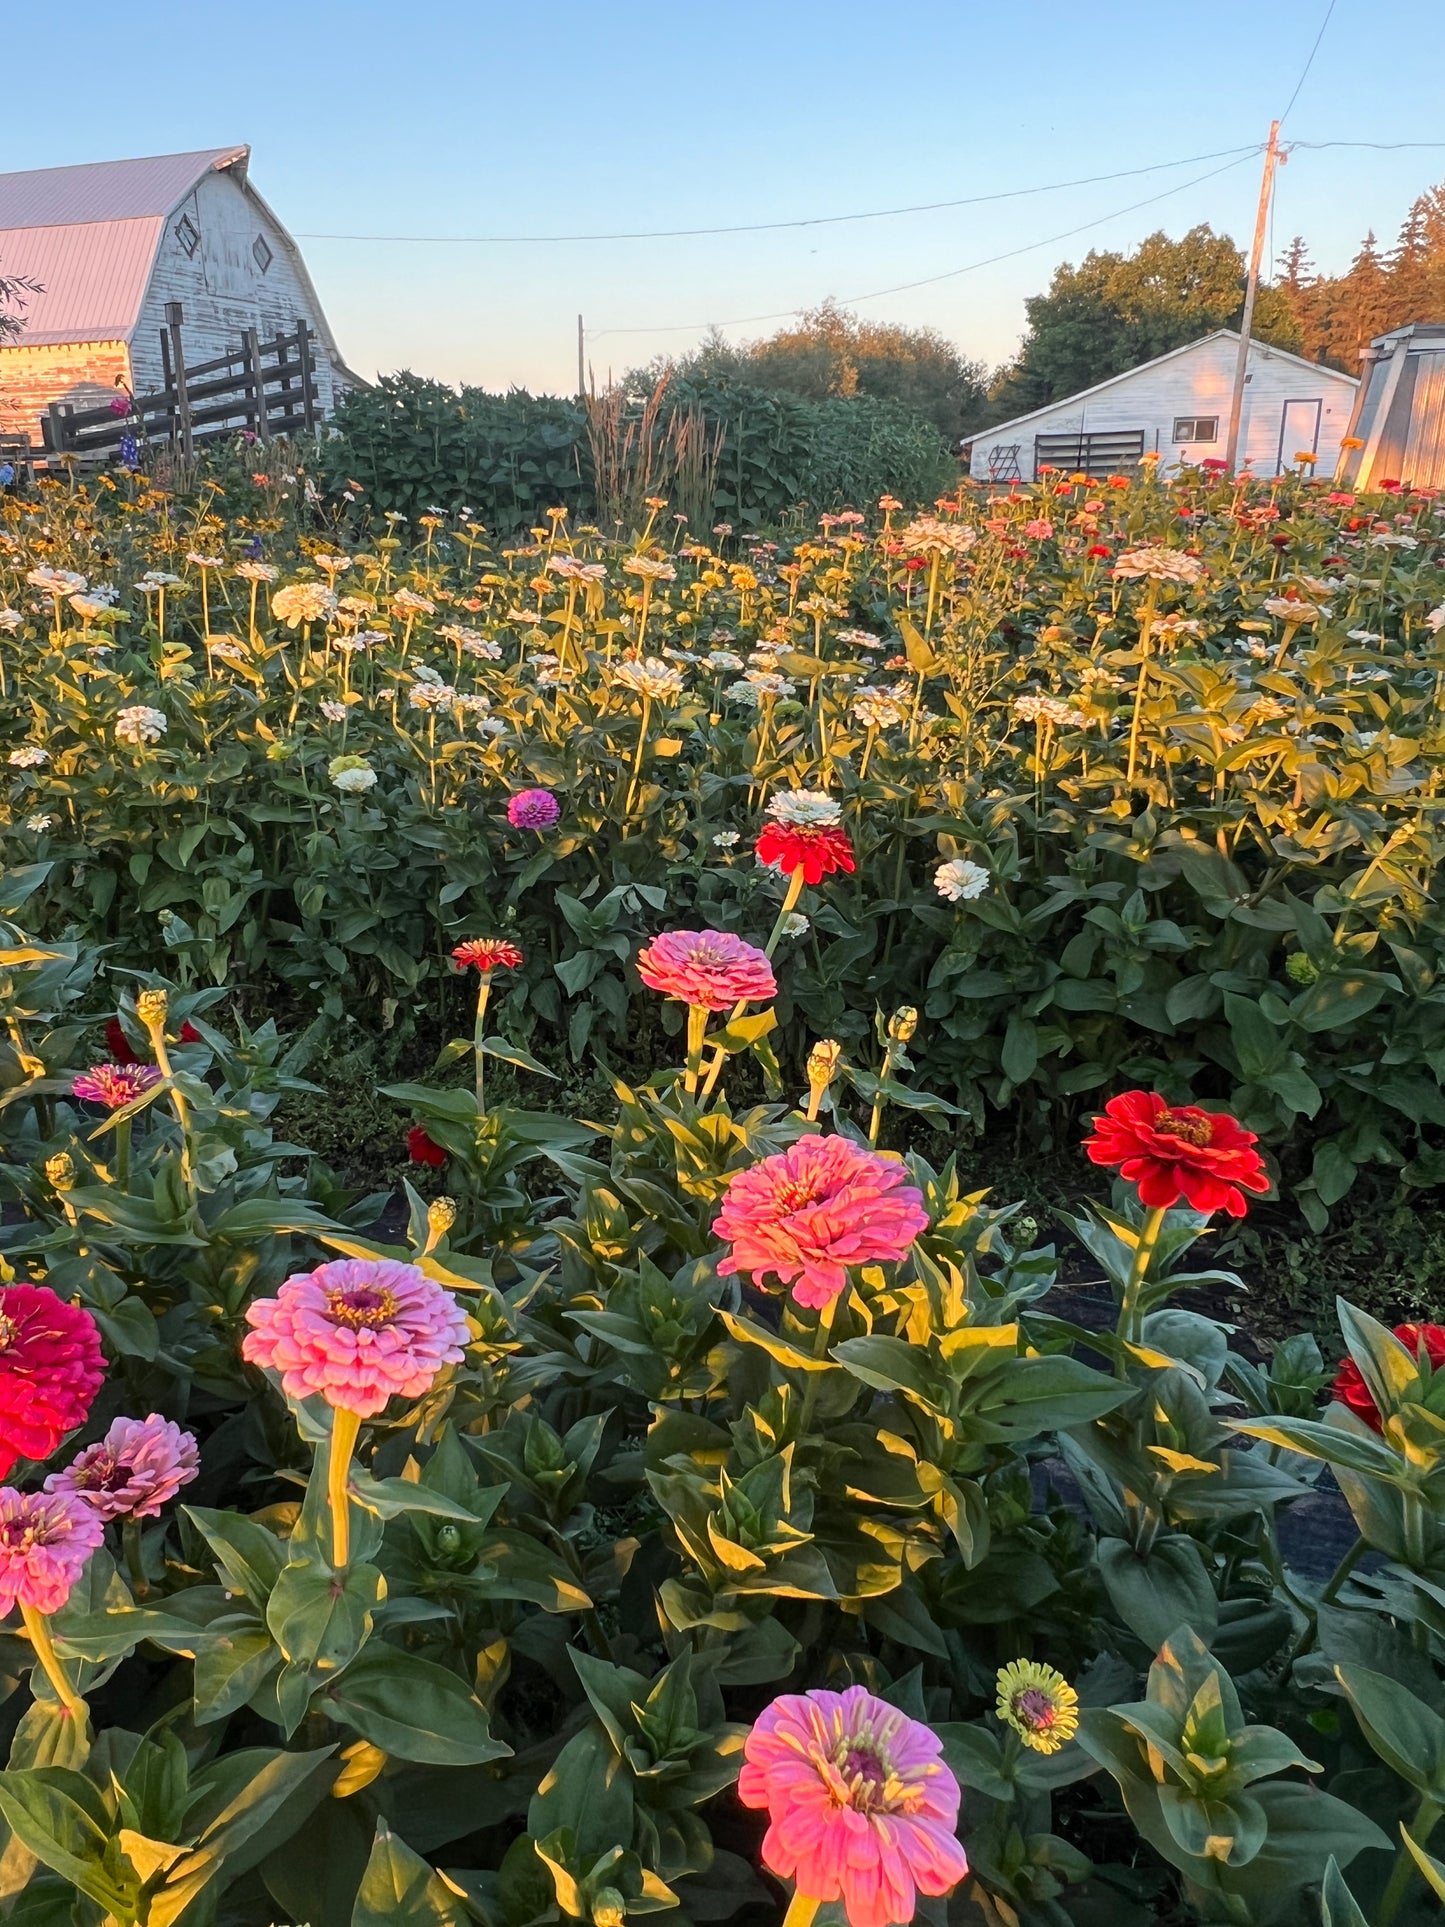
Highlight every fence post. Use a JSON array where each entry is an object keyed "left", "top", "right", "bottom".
[
  {"left": 296, "top": 321, "right": 317, "bottom": 431},
  {"left": 243, "top": 327, "right": 271, "bottom": 443},
  {"left": 45, "top": 403, "right": 69, "bottom": 455},
  {"left": 165, "top": 301, "right": 193, "bottom": 461}
]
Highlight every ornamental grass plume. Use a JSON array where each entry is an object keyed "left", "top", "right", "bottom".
[
  {"left": 995, "top": 1660, "right": 1079, "bottom": 1755},
  {"left": 0, "top": 1486, "right": 104, "bottom": 1713},
  {"left": 1083, "top": 1090, "right": 1268, "bottom": 1219},
  {"left": 243, "top": 1258, "right": 470, "bottom": 1567},
  {"left": 46, "top": 1412, "right": 198, "bottom": 1521},
  {"left": 0, "top": 1285, "right": 105, "bottom": 1480},
  {"left": 739, "top": 1686, "right": 968, "bottom": 1927},
  {"left": 714, "top": 1136, "right": 928, "bottom": 1310},
  {"left": 507, "top": 788, "right": 561, "bottom": 830},
  {"left": 1332, "top": 1322, "right": 1445, "bottom": 1433}
]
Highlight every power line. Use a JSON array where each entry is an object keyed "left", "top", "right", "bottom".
[
  {"left": 293, "top": 144, "right": 1262, "bottom": 246},
  {"left": 1279, "top": 0, "right": 1338, "bottom": 129},
  {"left": 588, "top": 152, "right": 1258, "bottom": 340}
]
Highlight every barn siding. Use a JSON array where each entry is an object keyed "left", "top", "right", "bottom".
[
  {"left": 0, "top": 339, "right": 130, "bottom": 438},
  {"left": 969, "top": 336, "right": 1357, "bottom": 482},
  {"left": 129, "top": 171, "right": 337, "bottom": 410}
]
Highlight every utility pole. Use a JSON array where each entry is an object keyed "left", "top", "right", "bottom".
[
  {"left": 1225, "top": 122, "right": 1283, "bottom": 473},
  {"left": 577, "top": 315, "right": 585, "bottom": 397}
]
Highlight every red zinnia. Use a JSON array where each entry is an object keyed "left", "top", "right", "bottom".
[
  {"left": 1083, "top": 1090, "right": 1269, "bottom": 1219},
  {"left": 105, "top": 1016, "right": 139, "bottom": 1065},
  {"left": 452, "top": 938, "right": 524, "bottom": 973},
  {"left": 1332, "top": 1323, "right": 1445, "bottom": 1433},
  {"left": 755, "top": 823, "right": 856, "bottom": 885},
  {"left": 407, "top": 1125, "right": 447, "bottom": 1168},
  {"left": 0, "top": 1284, "right": 105, "bottom": 1478}
]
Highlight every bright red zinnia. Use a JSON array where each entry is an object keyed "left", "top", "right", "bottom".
[
  {"left": 407, "top": 1125, "right": 447, "bottom": 1167},
  {"left": 1083, "top": 1090, "right": 1269, "bottom": 1219},
  {"left": 1332, "top": 1323, "right": 1445, "bottom": 1433},
  {"left": 0, "top": 1285, "right": 106, "bottom": 1479},
  {"left": 755, "top": 823, "right": 856, "bottom": 885},
  {"left": 451, "top": 938, "right": 524, "bottom": 973}
]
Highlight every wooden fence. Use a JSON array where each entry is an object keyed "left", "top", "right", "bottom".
[{"left": 38, "top": 307, "right": 322, "bottom": 465}]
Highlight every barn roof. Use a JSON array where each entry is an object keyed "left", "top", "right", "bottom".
[
  {"left": 977, "top": 330, "right": 1357, "bottom": 442},
  {"left": 0, "top": 147, "right": 250, "bottom": 230}
]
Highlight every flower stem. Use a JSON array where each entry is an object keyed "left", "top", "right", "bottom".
[
  {"left": 781, "top": 1892, "right": 821, "bottom": 1927},
  {"left": 115, "top": 1114, "right": 132, "bottom": 1190},
  {"left": 20, "top": 1604, "right": 83, "bottom": 1714},
  {"left": 697, "top": 871, "right": 805, "bottom": 1102},
  {"left": 1118, "top": 1204, "right": 1168, "bottom": 1360},
  {"left": 683, "top": 1002, "right": 708, "bottom": 1096},
  {"left": 328, "top": 1406, "right": 363, "bottom": 1570},
  {"left": 122, "top": 1516, "right": 149, "bottom": 1599},
  {"left": 796, "top": 1297, "right": 838, "bottom": 1440},
  {"left": 1124, "top": 583, "right": 1158, "bottom": 788},
  {"left": 473, "top": 978, "right": 492, "bottom": 1112},
  {"left": 1379, "top": 1791, "right": 1442, "bottom": 1927}
]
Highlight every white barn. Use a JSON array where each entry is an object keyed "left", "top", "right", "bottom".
[
  {"left": 967, "top": 331, "right": 1358, "bottom": 484},
  {"left": 0, "top": 145, "right": 358, "bottom": 441}
]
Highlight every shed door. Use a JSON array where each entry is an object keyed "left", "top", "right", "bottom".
[{"left": 1277, "top": 399, "right": 1322, "bottom": 474}]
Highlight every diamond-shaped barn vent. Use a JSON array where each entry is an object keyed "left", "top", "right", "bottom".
[
  {"left": 173, "top": 214, "right": 200, "bottom": 258},
  {"left": 252, "top": 234, "right": 273, "bottom": 274}
]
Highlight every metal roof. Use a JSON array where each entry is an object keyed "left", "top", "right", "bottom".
[
  {"left": 0, "top": 148, "right": 248, "bottom": 229},
  {"left": 0, "top": 219, "right": 161, "bottom": 345}
]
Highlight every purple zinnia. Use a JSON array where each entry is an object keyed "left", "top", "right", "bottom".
[
  {"left": 507, "top": 788, "right": 561, "bottom": 830},
  {"left": 72, "top": 1063, "right": 161, "bottom": 1110},
  {"left": 45, "top": 1413, "right": 199, "bottom": 1521}
]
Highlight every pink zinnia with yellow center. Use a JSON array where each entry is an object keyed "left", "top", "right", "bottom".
[
  {"left": 714, "top": 1137, "right": 928, "bottom": 1308},
  {"left": 72, "top": 1063, "right": 162, "bottom": 1109},
  {"left": 0, "top": 1487, "right": 104, "bottom": 1615},
  {"left": 636, "top": 929, "right": 777, "bottom": 1013},
  {"left": 242, "top": 1258, "right": 470, "bottom": 1417},
  {"left": 46, "top": 1412, "right": 199, "bottom": 1521},
  {"left": 740, "top": 1686, "right": 968, "bottom": 1927}
]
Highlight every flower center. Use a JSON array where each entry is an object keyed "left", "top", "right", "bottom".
[
  {"left": 73, "top": 1452, "right": 132, "bottom": 1493},
  {"left": 1013, "top": 1688, "right": 1058, "bottom": 1733},
  {"left": 1154, "top": 1108, "right": 1213, "bottom": 1149},
  {"left": 774, "top": 1177, "right": 826, "bottom": 1213},
  {"left": 324, "top": 1286, "right": 398, "bottom": 1330},
  {"left": 0, "top": 1313, "right": 17, "bottom": 1353}
]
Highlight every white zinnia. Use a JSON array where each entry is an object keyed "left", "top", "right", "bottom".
[
  {"left": 115, "top": 705, "right": 167, "bottom": 745},
  {"left": 935, "top": 858, "right": 990, "bottom": 903},
  {"left": 614, "top": 656, "right": 685, "bottom": 700},
  {"left": 766, "top": 789, "right": 841, "bottom": 829}
]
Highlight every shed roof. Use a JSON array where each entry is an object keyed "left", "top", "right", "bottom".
[
  {"left": 977, "top": 330, "right": 1357, "bottom": 442},
  {"left": 0, "top": 148, "right": 250, "bottom": 347}
]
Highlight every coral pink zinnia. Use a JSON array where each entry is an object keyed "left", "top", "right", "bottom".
[
  {"left": 0, "top": 1285, "right": 105, "bottom": 1479},
  {"left": 0, "top": 1487, "right": 104, "bottom": 1615},
  {"left": 72, "top": 1063, "right": 162, "bottom": 1109},
  {"left": 636, "top": 929, "right": 777, "bottom": 1012},
  {"left": 714, "top": 1137, "right": 928, "bottom": 1309},
  {"left": 242, "top": 1258, "right": 470, "bottom": 1416},
  {"left": 1083, "top": 1090, "right": 1269, "bottom": 1219},
  {"left": 452, "top": 938, "right": 524, "bottom": 973},
  {"left": 46, "top": 1413, "right": 199, "bottom": 1521},
  {"left": 739, "top": 1686, "right": 968, "bottom": 1927}
]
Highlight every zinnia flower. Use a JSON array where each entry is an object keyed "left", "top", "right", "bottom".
[
  {"left": 46, "top": 1413, "right": 199, "bottom": 1521},
  {"left": 1084, "top": 1090, "right": 1269, "bottom": 1218},
  {"left": 0, "top": 1488, "right": 104, "bottom": 1615},
  {"left": 1332, "top": 1323, "right": 1445, "bottom": 1433},
  {"left": 507, "top": 788, "right": 561, "bottom": 830},
  {"left": 714, "top": 1137, "right": 928, "bottom": 1308},
  {"left": 72, "top": 1064, "right": 161, "bottom": 1110},
  {"left": 114, "top": 705, "right": 167, "bottom": 746},
  {"left": 934, "top": 859, "right": 989, "bottom": 903},
  {"left": 0, "top": 1285, "right": 105, "bottom": 1479},
  {"left": 996, "top": 1660, "right": 1079, "bottom": 1755},
  {"left": 452, "top": 938, "right": 524, "bottom": 973},
  {"left": 755, "top": 799, "right": 856, "bottom": 886},
  {"left": 636, "top": 930, "right": 776, "bottom": 1013},
  {"left": 407, "top": 1125, "right": 447, "bottom": 1167},
  {"left": 739, "top": 1687, "right": 968, "bottom": 1927},
  {"left": 242, "top": 1258, "right": 470, "bottom": 1417},
  {"left": 1111, "top": 546, "right": 1205, "bottom": 585}
]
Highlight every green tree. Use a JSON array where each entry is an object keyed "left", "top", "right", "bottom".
[{"left": 985, "top": 225, "right": 1302, "bottom": 423}]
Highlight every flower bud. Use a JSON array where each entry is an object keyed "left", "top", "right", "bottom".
[
  {"left": 135, "top": 988, "right": 169, "bottom": 1029},
  {"left": 332, "top": 1740, "right": 388, "bottom": 1798},
  {"left": 427, "top": 1197, "right": 457, "bottom": 1237},
  {"left": 888, "top": 1006, "right": 919, "bottom": 1045},
  {"left": 806, "top": 1039, "right": 844, "bottom": 1097},
  {"left": 45, "top": 1152, "right": 76, "bottom": 1192},
  {"left": 1285, "top": 951, "right": 1320, "bottom": 986},
  {"left": 591, "top": 1890, "right": 628, "bottom": 1927}
]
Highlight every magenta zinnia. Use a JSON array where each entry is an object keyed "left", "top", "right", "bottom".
[
  {"left": 739, "top": 1687, "right": 968, "bottom": 1927},
  {"left": 46, "top": 1413, "right": 199, "bottom": 1521},
  {"left": 506, "top": 787, "right": 561, "bottom": 830},
  {"left": 242, "top": 1257, "right": 470, "bottom": 1416},
  {"left": 713, "top": 1137, "right": 928, "bottom": 1309},
  {"left": 0, "top": 1284, "right": 106, "bottom": 1480},
  {"left": 0, "top": 1487, "right": 104, "bottom": 1615},
  {"left": 72, "top": 1063, "right": 162, "bottom": 1109},
  {"left": 636, "top": 929, "right": 777, "bottom": 1013}
]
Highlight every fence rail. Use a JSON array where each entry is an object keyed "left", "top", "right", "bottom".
[{"left": 39, "top": 309, "right": 321, "bottom": 464}]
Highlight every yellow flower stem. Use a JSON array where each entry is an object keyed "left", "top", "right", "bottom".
[
  {"left": 473, "top": 977, "right": 493, "bottom": 1111},
  {"left": 683, "top": 1002, "right": 708, "bottom": 1097},
  {"left": 144, "top": 1016, "right": 194, "bottom": 1196},
  {"left": 781, "top": 1894, "right": 821, "bottom": 1927},
  {"left": 1118, "top": 1204, "right": 1169, "bottom": 1361},
  {"left": 328, "top": 1406, "right": 363, "bottom": 1570},
  {"left": 698, "top": 871, "right": 805, "bottom": 1103},
  {"left": 1124, "top": 582, "right": 1158, "bottom": 788},
  {"left": 20, "top": 1604, "right": 83, "bottom": 1715},
  {"left": 623, "top": 694, "right": 652, "bottom": 820},
  {"left": 796, "top": 1297, "right": 838, "bottom": 1440}
]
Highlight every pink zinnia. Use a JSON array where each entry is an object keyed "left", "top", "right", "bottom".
[
  {"left": 507, "top": 788, "right": 561, "bottom": 830},
  {"left": 740, "top": 1687, "right": 968, "bottom": 1927},
  {"left": 714, "top": 1137, "right": 928, "bottom": 1309},
  {"left": 0, "top": 1487, "right": 104, "bottom": 1615},
  {"left": 636, "top": 929, "right": 777, "bottom": 1012},
  {"left": 46, "top": 1413, "right": 199, "bottom": 1521},
  {"left": 0, "top": 1285, "right": 105, "bottom": 1480},
  {"left": 242, "top": 1258, "right": 470, "bottom": 1416},
  {"left": 72, "top": 1063, "right": 162, "bottom": 1109}
]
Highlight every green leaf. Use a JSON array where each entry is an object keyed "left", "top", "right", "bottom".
[
  {"left": 0, "top": 1770, "right": 131, "bottom": 1915},
  {"left": 718, "top": 1309, "right": 837, "bottom": 1373},
  {"left": 184, "top": 1510, "right": 287, "bottom": 1608},
  {"left": 323, "top": 1648, "right": 510, "bottom": 1766},
  {"left": 265, "top": 1557, "right": 384, "bottom": 1680},
  {"left": 1320, "top": 1856, "right": 1371, "bottom": 1926},
  {"left": 352, "top": 1824, "right": 467, "bottom": 1927},
  {"left": 480, "top": 1038, "right": 557, "bottom": 1079},
  {"left": 1335, "top": 1664, "right": 1445, "bottom": 1793},
  {"left": 1097, "top": 1536, "right": 1218, "bottom": 1653}
]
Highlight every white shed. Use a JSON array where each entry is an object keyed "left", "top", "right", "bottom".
[
  {"left": 0, "top": 145, "right": 359, "bottom": 441},
  {"left": 967, "top": 331, "right": 1358, "bottom": 484}
]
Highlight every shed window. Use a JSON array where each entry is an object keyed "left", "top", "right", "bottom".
[
  {"left": 252, "top": 234, "right": 273, "bottom": 274},
  {"left": 1174, "top": 415, "right": 1218, "bottom": 442},
  {"left": 173, "top": 214, "right": 200, "bottom": 258}
]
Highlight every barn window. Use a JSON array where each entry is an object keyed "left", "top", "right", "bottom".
[
  {"left": 252, "top": 234, "right": 273, "bottom": 275},
  {"left": 173, "top": 214, "right": 201, "bottom": 258},
  {"left": 1173, "top": 415, "right": 1219, "bottom": 442}
]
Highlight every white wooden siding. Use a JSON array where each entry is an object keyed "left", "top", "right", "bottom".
[
  {"left": 129, "top": 171, "right": 336, "bottom": 410},
  {"left": 969, "top": 335, "right": 1358, "bottom": 482}
]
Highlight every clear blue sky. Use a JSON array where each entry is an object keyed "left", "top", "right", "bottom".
[{"left": 4, "top": 0, "right": 1442, "bottom": 392}]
